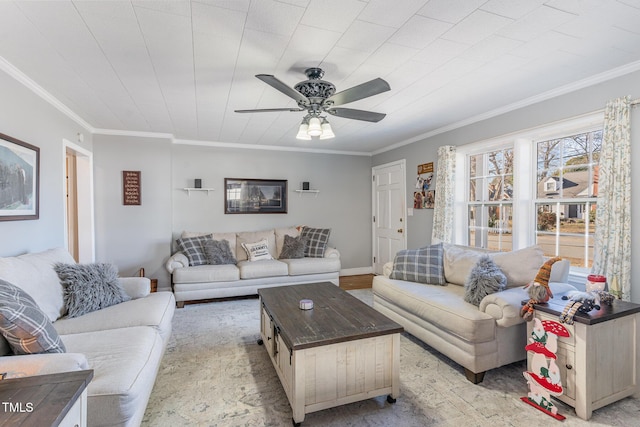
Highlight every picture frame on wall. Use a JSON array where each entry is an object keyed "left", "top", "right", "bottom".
[
  {"left": 0, "top": 133, "right": 39, "bottom": 221},
  {"left": 225, "top": 178, "right": 287, "bottom": 214}
]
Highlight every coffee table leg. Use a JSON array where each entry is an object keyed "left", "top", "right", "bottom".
[{"left": 390, "top": 333, "right": 400, "bottom": 402}]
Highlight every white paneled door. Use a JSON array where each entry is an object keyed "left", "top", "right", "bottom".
[{"left": 372, "top": 160, "right": 406, "bottom": 275}]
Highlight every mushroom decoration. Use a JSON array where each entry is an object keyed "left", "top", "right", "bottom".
[{"left": 521, "top": 319, "right": 571, "bottom": 420}]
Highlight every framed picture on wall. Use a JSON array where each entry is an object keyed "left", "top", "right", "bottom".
[
  {"left": 225, "top": 178, "right": 287, "bottom": 214},
  {"left": 0, "top": 133, "right": 39, "bottom": 221}
]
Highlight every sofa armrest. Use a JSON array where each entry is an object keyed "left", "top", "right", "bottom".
[
  {"left": 324, "top": 247, "right": 340, "bottom": 259},
  {"left": 0, "top": 353, "right": 89, "bottom": 379},
  {"left": 119, "top": 277, "right": 151, "bottom": 299},
  {"left": 165, "top": 252, "right": 189, "bottom": 273},
  {"left": 479, "top": 288, "right": 528, "bottom": 327},
  {"left": 382, "top": 262, "right": 394, "bottom": 278}
]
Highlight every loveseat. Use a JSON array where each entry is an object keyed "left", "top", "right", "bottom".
[
  {"left": 166, "top": 226, "right": 341, "bottom": 307},
  {"left": 373, "top": 243, "right": 576, "bottom": 383},
  {"left": 0, "top": 247, "right": 175, "bottom": 426}
]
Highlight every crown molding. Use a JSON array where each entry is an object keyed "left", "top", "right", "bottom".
[
  {"left": 0, "top": 55, "right": 95, "bottom": 132},
  {"left": 372, "top": 59, "right": 640, "bottom": 156}
]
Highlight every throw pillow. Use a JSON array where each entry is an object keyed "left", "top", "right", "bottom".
[
  {"left": 54, "top": 263, "right": 131, "bottom": 318},
  {"left": 389, "top": 243, "right": 445, "bottom": 285},
  {"left": 463, "top": 255, "right": 507, "bottom": 306},
  {"left": 175, "top": 234, "right": 213, "bottom": 266},
  {"left": 203, "top": 239, "right": 237, "bottom": 265},
  {"left": 241, "top": 239, "right": 273, "bottom": 261},
  {"left": 0, "top": 279, "right": 66, "bottom": 354},
  {"left": 278, "top": 235, "right": 307, "bottom": 259},
  {"left": 301, "top": 226, "right": 331, "bottom": 258}
]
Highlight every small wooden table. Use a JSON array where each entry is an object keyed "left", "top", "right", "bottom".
[
  {"left": 529, "top": 296, "right": 640, "bottom": 419},
  {"left": 0, "top": 369, "right": 93, "bottom": 427},
  {"left": 258, "top": 282, "right": 403, "bottom": 425}
]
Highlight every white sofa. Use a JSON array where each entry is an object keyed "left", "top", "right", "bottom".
[
  {"left": 373, "top": 244, "right": 576, "bottom": 383},
  {"left": 0, "top": 248, "right": 175, "bottom": 427},
  {"left": 166, "top": 226, "right": 341, "bottom": 307}
]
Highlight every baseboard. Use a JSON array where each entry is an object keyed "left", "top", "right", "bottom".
[{"left": 340, "top": 267, "right": 373, "bottom": 276}]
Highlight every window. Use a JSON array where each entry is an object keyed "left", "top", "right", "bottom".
[
  {"left": 535, "top": 130, "right": 602, "bottom": 268},
  {"left": 456, "top": 113, "right": 603, "bottom": 272},
  {"left": 467, "top": 147, "right": 513, "bottom": 252}
]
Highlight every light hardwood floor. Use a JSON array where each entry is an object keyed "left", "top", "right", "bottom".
[{"left": 339, "top": 274, "right": 374, "bottom": 290}]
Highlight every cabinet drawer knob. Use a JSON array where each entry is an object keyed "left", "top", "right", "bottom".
[{"left": 566, "top": 364, "right": 573, "bottom": 370}]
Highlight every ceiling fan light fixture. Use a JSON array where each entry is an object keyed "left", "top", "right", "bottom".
[
  {"left": 296, "top": 122, "right": 311, "bottom": 140},
  {"left": 319, "top": 119, "right": 335, "bottom": 140},
  {"left": 307, "top": 117, "right": 322, "bottom": 136}
]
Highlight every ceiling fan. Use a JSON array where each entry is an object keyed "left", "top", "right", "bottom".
[{"left": 235, "top": 67, "right": 390, "bottom": 139}]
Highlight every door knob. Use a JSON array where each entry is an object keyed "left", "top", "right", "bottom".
[{"left": 397, "top": 228, "right": 403, "bottom": 233}]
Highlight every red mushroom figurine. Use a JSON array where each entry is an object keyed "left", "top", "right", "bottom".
[{"left": 541, "top": 320, "right": 570, "bottom": 338}]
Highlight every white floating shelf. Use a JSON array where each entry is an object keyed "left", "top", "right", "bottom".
[
  {"left": 183, "top": 188, "right": 215, "bottom": 196},
  {"left": 294, "top": 189, "right": 320, "bottom": 198}
]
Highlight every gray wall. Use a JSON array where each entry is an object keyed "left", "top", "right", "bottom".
[
  {"left": 93, "top": 138, "right": 373, "bottom": 288},
  {"left": 373, "top": 69, "right": 640, "bottom": 302},
  {"left": 0, "top": 70, "right": 92, "bottom": 257}
]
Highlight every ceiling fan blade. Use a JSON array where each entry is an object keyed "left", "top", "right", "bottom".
[
  {"left": 325, "top": 78, "right": 390, "bottom": 106},
  {"left": 256, "top": 74, "right": 309, "bottom": 106},
  {"left": 327, "top": 107, "right": 386, "bottom": 123},
  {"left": 235, "top": 108, "right": 305, "bottom": 113}
]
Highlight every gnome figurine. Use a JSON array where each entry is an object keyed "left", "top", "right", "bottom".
[{"left": 521, "top": 257, "right": 562, "bottom": 321}]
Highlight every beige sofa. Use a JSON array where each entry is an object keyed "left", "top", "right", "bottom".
[
  {"left": 0, "top": 248, "right": 175, "bottom": 426},
  {"left": 166, "top": 226, "right": 341, "bottom": 307},
  {"left": 373, "top": 244, "right": 575, "bottom": 383}
]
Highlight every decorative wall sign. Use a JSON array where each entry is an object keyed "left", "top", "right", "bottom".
[
  {"left": 122, "top": 170, "right": 141, "bottom": 206},
  {"left": 0, "top": 133, "right": 39, "bottom": 221},
  {"left": 225, "top": 178, "right": 287, "bottom": 214},
  {"left": 414, "top": 162, "right": 435, "bottom": 209}
]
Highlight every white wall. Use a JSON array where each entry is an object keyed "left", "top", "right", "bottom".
[
  {"left": 93, "top": 138, "right": 373, "bottom": 288},
  {"left": 0, "top": 70, "right": 92, "bottom": 257},
  {"left": 373, "top": 69, "right": 640, "bottom": 302}
]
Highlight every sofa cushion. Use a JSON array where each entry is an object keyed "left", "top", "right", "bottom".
[
  {"left": 301, "top": 226, "right": 331, "bottom": 258},
  {"left": 176, "top": 234, "right": 213, "bottom": 266},
  {"left": 236, "top": 230, "right": 277, "bottom": 261},
  {"left": 203, "top": 239, "right": 237, "bottom": 265},
  {"left": 172, "top": 264, "right": 240, "bottom": 284},
  {"left": 390, "top": 243, "right": 445, "bottom": 285},
  {"left": 0, "top": 279, "right": 66, "bottom": 354},
  {"left": 491, "top": 245, "right": 544, "bottom": 288},
  {"left": 62, "top": 326, "right": 164, "bottom": 427},
  {"left": 237, "top": 260, "right": 288, "bottom": 279},
  {"left": 279, "top": 234, "right": 307, "bottom": 259},
  {"left": 443, "top": 244, "right": 486, "bottom": 286},
  {"left": 373, "top": 276, "right": 496, "bottom": 343},
  {"left": 0, "top": 247, "right": 74, "bottom": 322},
  {"left": 281, "top": 257, "right": 341, "bottom": 276},
  {"left": 464, "top": 256, "right": 506, "bottom": 306},
  {"left": 275, "top": 226, "right": 300, "bottom": 258},
  {"left": 54, "top": 263, "right": 130, "bottom": 318}
]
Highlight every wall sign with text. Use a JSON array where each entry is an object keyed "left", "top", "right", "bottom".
[{"left": 122, "top": 171, "right": 141, "bottom": 206}]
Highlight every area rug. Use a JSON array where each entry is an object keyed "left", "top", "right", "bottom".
[{"left": 142, "top": 290, "right": 639, "bottom": 426}]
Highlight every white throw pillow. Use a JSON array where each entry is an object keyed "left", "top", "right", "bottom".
[{"left": 241, "top": 239, "right": 273, "bottom": 261}]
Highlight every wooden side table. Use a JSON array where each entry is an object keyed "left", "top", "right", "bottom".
[
  {"left": 0, "top": 369, "right": 93, "bottom": 426},
  {"left": 528, "top": 296, "right": 640, "bottom": 420}
]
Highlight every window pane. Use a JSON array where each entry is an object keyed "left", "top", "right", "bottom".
[
  {"left": 503, "top": 148, "right": 514, "bottom": 174},
  {"left": 536, "top": 232, "right": 557, "bottom": 257},
  {"left": 469, "top": 154, "right": 481, "bottom": 178},
  {"left": 468, "top": 206, "right": 478, "bottom": 227},
  {"left": 561, "top": 168, "right": 591, "bottom": 199},
  {"left": 537, "top": 140, "right": 561, "bottom": 171},
  {"left": 562, "top": 134, "right": 590, "bottom": 167},
  {"left": 488, "top": 177, "right": 502, "bottom": 201},
  {"left": 469, "top": 179, "right": 481, "bottom": 201},
  {"left": 536, "top": 205, "right": 557, "bottom": 231},
  {"left": 558, "top": 203, "right": 587, "bottom": 231},
  {"left": 487, "top": 151, "right": 502, "bottom": 176},
  {"left": 558, "top": 235, "right": 591, "bottom": 268},
  {"left": 538, "top": 171, "right": 560, "bottom": 199}
]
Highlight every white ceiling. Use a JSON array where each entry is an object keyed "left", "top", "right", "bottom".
[{"left": 1, "top": 0, "right": 640, "bottom": 154}]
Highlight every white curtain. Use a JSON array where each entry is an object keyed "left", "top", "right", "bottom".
[
  {"left": 432, "top": 145, "right": 456, "bottom": 243},
  {"left": 592, "top": 96, "right": 631, "bottom": 300}
]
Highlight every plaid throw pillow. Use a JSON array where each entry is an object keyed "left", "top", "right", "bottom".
[
  {"left": 389, "top": 243, "right": 445, "bottom": 285},
  {"left": 0, "top": 279, "right": 66, "bottom": 355},
  {"left": 176, "top": 234, "right": 213, "bottom": 266},
  {"left": 301, "top": 227, "right": 331, "bottom": 258}
]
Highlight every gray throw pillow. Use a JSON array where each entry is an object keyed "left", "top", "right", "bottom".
[
  {"left": 389, "top": 243, "right": 445, "bottom": 285},
  {"left": 203, "top": 239, "right": 237, "bottom": 265},
  {"left": 54, "top": 263, "right": 130, "bottom": 318},
  {"left": 176, "top": 234, "right": 213, "bottom": 266},
  {"left": 279, "top": 235, "right": 307, "bottom": 259},
  {"left": 463, "top": 255, "right": 507, "bottom": 306},
  {"left": 300, "top": 226, "right": 331, "bottom": 258},
  {"left": 0, "top": 279, "right": 66, "bottom": 354}
]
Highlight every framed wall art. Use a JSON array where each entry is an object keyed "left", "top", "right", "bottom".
[
  {"left": 0, "top": 133, "right": 39, "bottom": 221},
  {"left": 225, "top": 178, "right": 287, "bottom": 214}
]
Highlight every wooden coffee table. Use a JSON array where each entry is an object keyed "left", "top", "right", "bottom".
[{"left": 258, "top": 282, "right": 403, "bottom": 425}]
